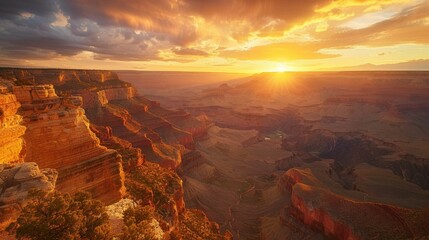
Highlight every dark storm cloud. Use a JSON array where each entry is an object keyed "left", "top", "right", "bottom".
[
  {"left": 58, "top": 0, "right": 200, "bottom": 46},
  {"left": 0, "top": 0, "right": 57, "bottom": 19},
  {"left": 0, "top": 0, "right": 167, "bottom": 61}
]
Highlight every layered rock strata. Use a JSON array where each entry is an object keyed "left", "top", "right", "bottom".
[
  {"left": 0, "top": 92, "right": 26, "bottom": 164},
  {"left": 13, "top": 85, "right": 125, "bottom": 204},
  {"left": 0, "top": 69, "right": 230, "bottom": 239},
  {"left": 0, "top": 86, "right": 59, "bottom": 231},
  {"left": 80, "top": 87, "right": 186, "bottom": 169},
  {"left": 280, "top": 168, "right": 429, "bottom": 239}
]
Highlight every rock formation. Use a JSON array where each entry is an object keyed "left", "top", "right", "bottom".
[
  {"left": 0, "top": 68, "right": 211, "bottom": 169},
  {"left": 0, "top": 68, "right": 228, "bottom": 239},
  {"left": 280, "top": 167, "right": 429, "bottom": 239},
  {"left": 0, "top": 90, "right": 26, "bottom": 164},
  {"left": 0, "top": 68, "right": 120, "bottom": 86},
  {"left": 0, "top": 85, "right": 58, "bottom": 231},
  {"left": 0, "top": 162, "right": 57, "bottom": 231},
  {"left": 12, "top": 85, "right": 125, "bottom": 204}
]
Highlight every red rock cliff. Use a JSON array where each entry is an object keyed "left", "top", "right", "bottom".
[
  {"left": 280, "top": 168, "right": 429, "bottom": 239},
  {"left": 0, "top": 85, "right": 57, "bottom": 231},
  {"left": 13, "top": 85, "right": 125, "bottom": 204},
  {"left": 0, "top": 92, "right": 26, "bottom": 164}
]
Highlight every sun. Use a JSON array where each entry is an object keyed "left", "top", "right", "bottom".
[{"left": 273, "top": 63, "right": 293, "bottom": 72}]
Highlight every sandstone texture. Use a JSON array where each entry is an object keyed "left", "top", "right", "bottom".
[
  {"left": 78, "top": 86, "right": 208, "bottom": 169},
  {"left": 0, "top": 92, "right": 26, "bottom": 164},
  {"left": 12, "top": 84, "right": 125, "bottom": 204}
]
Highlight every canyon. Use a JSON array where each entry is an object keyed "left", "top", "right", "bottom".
[
  {"left": 0, "top": 68, "right": 227, "bottom": 239},
  {"left": 123, "top": 71, "right": 429, "bottom": 239},
  {"left": 1, "top": 68, "right": 429, "bottom": 239}
]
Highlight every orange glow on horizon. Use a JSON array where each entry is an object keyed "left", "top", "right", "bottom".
[
  {"left": 0, "top": 0, "right": 428, "bottom": 72},
  {"left": 271, "top": 63, "right": 294, "bottom": 73}
]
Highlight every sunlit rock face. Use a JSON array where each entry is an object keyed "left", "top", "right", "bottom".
[
  {"left": 12, "top": 85, "right": 125, "bottom": 204},
  {"left": 0, "top": 87, "right": 57, "bottom": 231},
  {"left": 80, "top": 87, "right": 136, "bottom": 109},
  {"left": 77, "top": 82, "right": 189, "bottom": 169},
  {"left": 90, "top": 124, "right": 145, "bottom": 172},
  {"left": 0, "top": 69, "right": 210, "bottom": 170},
  {"left": 0, "top": 92, "right": 26, "bottom": 164}
]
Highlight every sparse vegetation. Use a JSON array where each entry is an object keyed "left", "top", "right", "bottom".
[
  {"left": 120, "top": 205, "right": 162, "bottom": 240},
  {"left": 8, "top": 190, "right": 111, "bottom": 240}
]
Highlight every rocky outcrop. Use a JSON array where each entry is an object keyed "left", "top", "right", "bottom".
[
  {"left": 90, "top": 124, "right": 144, "bottom": 172},
  {"left": 13, "top": 85, "right": 125, "bottom": 204},
  {"left": 0, "top": 92, "right": 26, "bottom": 164},
  {"left": 80, "top": 87, "right": 136, "bottom": 109},
  {"left": 0, "top": 86, "right": 55, "bottom": 231},
  {"left": 125, "top": 162, "right": 229, "bottom": 239},
  {"left": 85, "top": 102, "right": 183, "bottom": 169},
  {"left": 0, "top": 162, "right": 57, "bottom": 230},
  {"left": 280, "top": 168, "right": 429, "bottom": 239}
]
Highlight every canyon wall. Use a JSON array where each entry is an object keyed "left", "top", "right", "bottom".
[
  {"left": 279, "top": 166, "right": 429, "bottom": 239},
  {"left": 0, "top": 92, "right": 26, "bottom": 164},
  {"left": 80, "top": 87, "right": 136, "bottom": 109},
  {"left": 13, "top": 85, "right": 125, "bottom": 204},
  {"left": 0, "top": 85, "right": 57, "bottom": 231},
  {"left": 0, "top": 69, "right": 229, "bottom": 238}
]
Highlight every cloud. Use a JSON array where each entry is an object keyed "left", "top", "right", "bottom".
[
  {"left": 59, "top": 0, "right": 200, "bottom": 46},
  {"left": 172, "top": 47, "right": 209, "bottom": 56},
  {"left": 221, "top": 1, "right": 429, "bottom": 62},
  {"left": 0, "top": 0, "right": 57, "bottom": 19},
  {"left": 315, "top": 2, "right": 429, "bottom": 48},
  {"left": 184, "top": 0, "right": 331, "bottom": 27},
  {"left": 0, "top": 0, "right": 427, "bottom": 67}
]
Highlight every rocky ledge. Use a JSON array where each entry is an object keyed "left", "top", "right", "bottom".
[
  {"left": 0, "top": 162, "right": 57, "bottom": 230},
  {"left": 13, "top": 84, "right": 125, "bottom": 204},
  {"left": 0, "top": 92, "right": 26, "bottom": 164}
]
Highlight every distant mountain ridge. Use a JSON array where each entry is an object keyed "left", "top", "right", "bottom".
[{"left": 326, "top": 59, "right": 429, "bottom": 71}]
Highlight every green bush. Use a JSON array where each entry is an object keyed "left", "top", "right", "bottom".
[
  {"left": 120, "top": 205, "right": 160, "bottom": 240},
  {"left": 8, "top": 190, "right": 111, "bottom": 240}
]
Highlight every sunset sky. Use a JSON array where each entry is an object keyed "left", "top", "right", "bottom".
[{"left": 0, "top": 0, "right": 428, "bottom": 72}]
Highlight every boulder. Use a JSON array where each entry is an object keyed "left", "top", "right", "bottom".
[
  {"left": 14, "top": 162, "right": 42, "bottom": 182},
  {"left": 0, "top": 162, "right": 57, "bottom": 231}
]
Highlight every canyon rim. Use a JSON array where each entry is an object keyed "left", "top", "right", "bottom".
[{"left": 1, "top": 0, "right": 429, "bottom": 239}]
